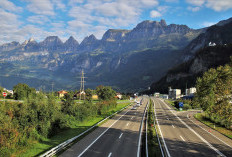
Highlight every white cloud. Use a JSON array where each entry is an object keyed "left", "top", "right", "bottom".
[
  {"left": 186, "top": 0, "right": 205, "bottom": 6},
  {"left": 0, "top": 0, "right": 23, "bottom": 12},
  {"left": 150, "top": 10, "right": 162, "bottom": 18},
  {"left": 187, "top": 6, "right": 200, "bottom": 12},
  {"left": 27, "top": 15, "right": 50, "bottom": 25},
  {"left": 186, "top": 0, "right": 232, "bottom": 12},
  {"left": 52, "top": 0, "right": 66, "bottom": 11},
  {"left": 165, "top": 0, "right": 179, "bottom": 2},
  {"left": 202, "top": 21, "right": 216, "bottom": 27},
  {"left": 158, "top": 6, "right": 169, "bottom": 12},
  {"left": 206, "top": 0, "right": 232, "bottom": 12},
  {"left": 25, "top": 0, "right": 55, "bottom": 15}
]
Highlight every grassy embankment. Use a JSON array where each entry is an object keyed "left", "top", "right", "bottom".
[
  {"left": 20, "top": 100, "right": 131, "bottom": 157},
  {"left": 147, "top": 99, "right": 162, "bottom": 156},
  {"left": 194, "top": 113, "right": 232, "bottom": 139}
]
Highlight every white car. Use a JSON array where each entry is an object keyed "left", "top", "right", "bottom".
[{"left": 136, "top": 102, "right": 141, "bottom": 106}]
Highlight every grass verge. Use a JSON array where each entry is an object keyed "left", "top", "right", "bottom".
[
  {"left": 147, "top": 99, "right": 162, "bottom": 156},
  {"left": 20, "top": 101, "right": 131, "bottom": 157},
  {"left": 194, "top": 113, "right": 232, "bottom": 139}
]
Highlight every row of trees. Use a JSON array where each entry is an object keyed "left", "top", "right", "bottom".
[
  {"left": 0, "top": 84, "right": 121, "bottom": 156},
  {"left": 193, "top": 62, "right": 232, "bottom": 129}
]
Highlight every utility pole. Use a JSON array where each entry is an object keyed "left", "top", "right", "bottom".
[
  {"left": 79, "top": 70, "right": 86, "bottom": 101},
  {"left": 51, "top": 82, "right": 54, "bottom": 95}
]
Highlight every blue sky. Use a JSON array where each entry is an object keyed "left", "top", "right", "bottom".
[{"left": 0, "top": 0, "right": 232, "bottom": 44}]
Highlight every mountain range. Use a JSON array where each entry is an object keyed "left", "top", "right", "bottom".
[
  {"left": 149, "top": 17, "right": 232, "bottom": 94},
  {"left": 0, "top": 18, "right": 231, "bottom": 92}
]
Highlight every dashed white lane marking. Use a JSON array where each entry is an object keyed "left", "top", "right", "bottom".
[
  {"left": 77, "top": 107, "right": 131, "bottom": 157},
  {"left": 153, "top": 100, "right": 171, "bottom": 157},
  {"left": 119, "top": 133, "right": 123, "bottom": 139},
  {"left": 172, "top": 124, "right": 175, "bottom": 128},
  {"left": 131, "top": 116, "right": 134, "bottom": 120},
  {"left": 180, "top": 135, "right": 185, "bottom": 141},
  {"left": 108, "top": 152, "right": 112, "bottom": 157},
  {"left": 126, "top": 122, "right": 130, "bottom": 126}
]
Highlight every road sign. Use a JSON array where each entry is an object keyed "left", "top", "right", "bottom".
[
  {"left": 3, "top": 92, "right": 7, "bottom": 97},
  {"left": 179, "top": 102, "right": 184, "bottom": 108}
]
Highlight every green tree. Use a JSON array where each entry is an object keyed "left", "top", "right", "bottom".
[
  {"left": 96, "top": 86, "right": 116, "bottom": 100},
  {"left": 193, "top": 64, "right": 232, "bottom": 128},
  {"left": 85, "top": 88, "right": 93, "bottom": 101},
  {"left": 13, "top": 83, "right": 36, "bottom": 100}
]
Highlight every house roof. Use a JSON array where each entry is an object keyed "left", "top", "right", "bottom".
[{"left": 58, "top": 90, "right": 68, "bottom": 94}]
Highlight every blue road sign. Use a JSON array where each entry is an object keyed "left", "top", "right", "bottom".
[{"left": 179, "top": 102, "right": 184, "bottom": 108}]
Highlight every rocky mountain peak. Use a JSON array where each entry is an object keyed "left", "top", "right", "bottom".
[
  {"left": 64, "top": 36, "right": 79, "bottom": 51},
  {"left": 65, "top": 36, "right": 79, "bottom": 45},
  {"left": 39, "top": 36, "right": 63, "bottom": 52},
  {"left": 160, "top": 19, "right": 167, "bottom": 27},
  {"left": 81, "top": 34, "right": 97, "bottom": 44},
  {"left": 28, "top": 38, "right": 35, "bottom": 43},
  {"left": 42, "top": 36, "right": 63, "bottom": 44},
  {"left": 102, "top": 29, "right": 130, "bottom": 42}
]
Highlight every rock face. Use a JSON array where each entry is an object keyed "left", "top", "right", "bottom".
[
  {"left": 0, "top": 41, "right": 20, "bottom": 52},
  {"left": 39, "top": 36, "right": 64, "bottom": 52},
  {"left": 150, "top": 17, "right": 232, "bottom": 93},
  {"left": 64, "top": 36, "right": 79, "bottom": 52},
  {"left": 182, "top": 17, "right": 232, "bottom": 61}
]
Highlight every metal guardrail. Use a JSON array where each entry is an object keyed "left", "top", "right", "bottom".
[
  {"left": 137, "top": 100, "right": 149, "bottom": 157},
  {"left": 40, "top": 103, "right": 132, "bottom": 157},
  {"left": 145, "top": 104, "right": 149, "bottom": 157}
]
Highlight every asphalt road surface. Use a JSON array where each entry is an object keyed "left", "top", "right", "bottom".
[
  {"left": 60, "top": 97, "right": 148, "bottom": 157},
  {"left": 152, "top": 98, "right": 232, "bottom": 157}
]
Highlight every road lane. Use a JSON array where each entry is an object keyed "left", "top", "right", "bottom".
[
  {"left": 153, "top": 98, "right": 222, "bottom": 157},
  {"left": 60, "top": 97, "right": 148, "bottom": 157}
]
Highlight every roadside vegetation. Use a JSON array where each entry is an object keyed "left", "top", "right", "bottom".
[
  {"left": 193, "top": 59, "right": 232, "bottom": 130},
  {"left": 0, "top": 84, "right": 131, "bottom": 156},
  {"left": 194, "top": 113, "right": 232, "bottom": 139},
  {"left": 147, "top": 99, "right": 162, "bottom": 157}
]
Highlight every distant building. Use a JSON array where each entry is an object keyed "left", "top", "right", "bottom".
[
  {"left": 154, "top": 92, "right": 160, "bottom": 98},
  {"left": 185, "top": 87, "right": 196, "bottom": 96},
  {"left": 92, "top": 94, "right": 98, "bottom": 100},
  {"left": 209, "top": 42, "right": 216, "bottom": 47},
  {"left": 168, "top": 87, "right": 181, "bottom": 99},
  {"left": 116, "top": 93, "right": 122, "bottom": 99},
  {"left": 161, "top": 94, "right": 169, "bottom": 99},
  {"left": 58, "top": 90, "right": 68, "bottom": 98}
]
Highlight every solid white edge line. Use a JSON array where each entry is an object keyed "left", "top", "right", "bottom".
[
  {"left": 187, "top": 114, "right": 232, "bottom": 149},
  {"left": 108, "top": 152, "right": 112, "bottom": 157},
  {"left": 137, "top": 99, "right": 148, "bottom": 157},
  {"left": 119, "top": 133, "right": 123, "bottom": 139},
  {"left": 180, "top": 135, "right": 185, "bottom": 141},
  {"left": 77, "top": 106, "right": 132, "bottom": 157},
  {"left": 159, "top": 99, "right": 226, "bottom": 157},
  {"left": 154, "top": 99, "right": 171, "bottom": 157}
]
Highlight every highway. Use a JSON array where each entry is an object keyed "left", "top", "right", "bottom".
[
  {"left": 60, "top": 97, "right": 148, "bottom": 157},
  {"left": 152, "top": 98, "right": 232, "bottom": 157}
]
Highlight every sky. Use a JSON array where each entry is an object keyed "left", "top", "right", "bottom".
[{"left": 0, "top": 0, "right": 232, "bottom": 44}]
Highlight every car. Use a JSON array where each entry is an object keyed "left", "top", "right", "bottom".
[
  {"left": 132, "top": 106, "right": 137, "bottom": 110},
  {"left": 136, "top": 102, "right": 141, "bottom": 106}
]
